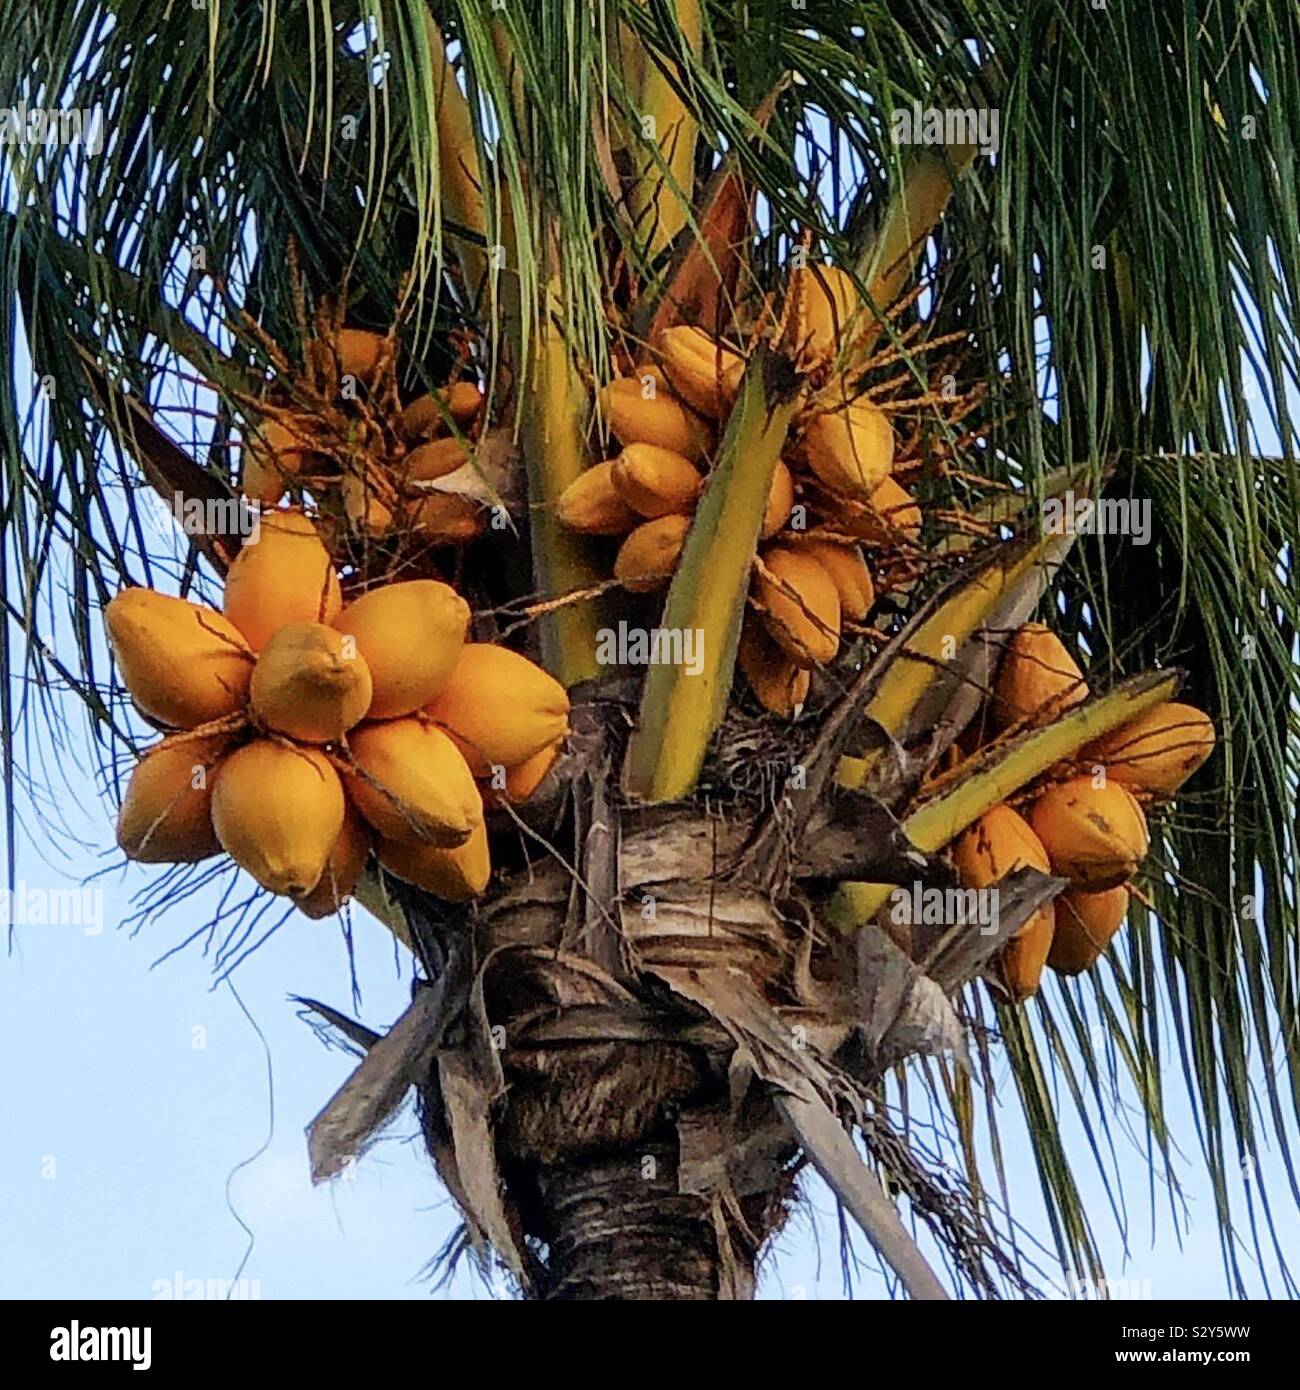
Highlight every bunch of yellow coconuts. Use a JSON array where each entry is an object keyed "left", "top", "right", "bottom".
[
  {"left": 241, "top": 325, "right": 488, "bottom": 547},
  {"left": 108, "top": 509, "right": 568, "bottom": 916},
  {"left": 950, "top": 623, "right": 1216, "bottom": 1000},
  {"left": 557, "top": 265, "right": 919, "bottom": 717}
]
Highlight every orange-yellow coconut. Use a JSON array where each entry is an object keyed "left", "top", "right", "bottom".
[
  {"left": 868, "top": 476, "right": 922, "bottom": 541},
  {"left": 483, "top": 739, "right": 565, "bottom": 809},
  {"left": 1086, "top": 702, "right": 1216, "bottom": 796},
  {"left": 737, "top": 622, "right": 810, "bottom": 718},
  {"left": 556, "top": 462, "right": 640, "bottom": 535},
  {"left": 250, "top": 623, "right": 372, "bottom": 743},
  {"left": 242, "top": 417, "right": 316, "bottom": 505},
  {"left": 378, "top": 819, "right": 491, "bottom": 903},
  {"left": 1028, "top": 777, "right": 1149, "bottom": 891},
  {"left": 614, "top": 514, "right": 691, "bottom": 592},
  {"left": 763, "top": 461, "right": 795, "bottom": 538},
  {"left": 341, "top": 472, "right": 394, "bottom": 536},
  {"left": 425, "top": 644, "right": 570, "bottom": 777},
  {"left": 408, "top": 492, "right": 483, "bottom": 543},
  {"left": 345, "top": 718, "right": 482, "bottom": 846},
  {"left": 105, "top": 588, "right": 253, "bottom": 728},
  {"left": 791, "top": 263, "right": 864, "bottom": 358},
  {"left": 656, "top": 325, "right": 744, "bottom": 419},
  {"left": 1048, "top": 886, "right": 1129, "bottom": 975},
  {"left": 993, "top": 622, "right": 1088, "bottom": 728},
  {"left": 754, "top": 546, "right": 841, "bottom": 666},
  {"left": 332, "top": 580, "right": 469, "bottom": 719},
  {"left": 116, "top": 735, "right": 230, "bottom": 863},
  {"left": 295, "top": 807, "right": 373, "bottom": 920},
  {"left": 211, "top": 742, "right": 345, "bottom": 896},
  {"left": 796, "top": 541, "right": 875, "bottom": 621},
  {"left": 335, "top": 328, "right": 387, "bottom": 382},
  {"left": 952, "top": 803, "right": 1057, "bottom": 1001},
  {"left": 399, "top": 382, "right": 484, "bottom": 441},
  {"left": 405, "top": 437, "right": 470, "bottom": 482},
  {"left": 598, "top": 377, "right": 712, "bottom": 462},
  {"left": 223, "top": 510, "right": 342, "bottom": 652},
  {"left": 842, "top": 475, "right": 922, "bottom": 544},
  {"left": 799, "top": 394, "right": 894, "bottom": 500},
  {"left": 611, "top": 444, "right": 702, "bottom": 518},
  {"left": 998, "top": 915, "right": 1057, "bottom": 1003}
]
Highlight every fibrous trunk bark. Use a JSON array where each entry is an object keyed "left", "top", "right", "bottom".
[
  {"left": 533, "top": 1135, "right": 741, "bottom": 1301},
  {"left": 414, "top": 784, "right": 813, "bottom": 1299}
]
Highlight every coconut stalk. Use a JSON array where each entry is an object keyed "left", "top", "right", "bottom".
[
  {"left": 622, "top": 346, "right": 802, "bottom": 802},
  {"left": 518, "top": 273, "right": 611, "bottom": 687},
  {"left": 838, "top": 531, "right": 1073, "bottom": 792}
]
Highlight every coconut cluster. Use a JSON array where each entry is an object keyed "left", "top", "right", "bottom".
[
  {"left": 556, "top": 265, "right": 922, "bottom": 717},
  {"left": 108, "top": 510, "right": 568, "bottom": 916},
  {"left": 949, "top": 623, "right": 1216, "bottom": 1000},
  {"left": 240, "top": 325, "right": 489, "bottom": 546}
]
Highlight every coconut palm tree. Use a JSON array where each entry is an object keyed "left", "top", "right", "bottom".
[{"left": 2, "top": 2, "right": 1298, "bottom": 1301}]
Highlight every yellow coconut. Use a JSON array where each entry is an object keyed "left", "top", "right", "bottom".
[
  {"left": 399, "top": 382, "right": 484, "bottom": 441},
  {"left": 614, "top": 514, "right": 691, "bottom": 592},
  {"left": 611, "top": 444, "right": 702, "bottom": 518},
  {"left": 223, "top": 510, "right": 342, "bottom": 652},
  {"left": 598, "top": 377, "right": 712, "bottom": 462},
  {"left": 295, "top": 806, "right": 373, "bottom": 920},
  {"left": 763, "top": 461, "right": 795, "bottom": 538},
  {"left": 1028, "top": 777, "right": 1150, "bottom": 891},
  {"left": 796, "top": 541, "right": 875, "bottom": 621},
  {"left": 870, "top": 476, "right": 922, "bottom": 540},
  {"left": 1048, "top": 886, "right": 1129, "bottom": 976},
  {"left": 116, "top": 734, "right": 230, "bottom": 863},
  {"left": 482, "top": 738, "right": 564, "bottom": 809},
  {"left": 335, "top": 327, "right": 387, "bottom": 382},
  {"left": 408, "top": 492, "right": 484, "bottom": 543},
  {"left": 998, "top": 914, "right": 1057, "bottom": 1003},
  {"left": 753, "top": 546, "right": 841, "bottom": 666},
  {"left": 425, "top": 644, "right": 570, "bottom": 776},
  {"left": 844, "top": 475, "right": 922, "bottom": 544},
  {"left": 249, "top": 623, "right": 373, "bottom": 743},
  {"left": 953, "top": 804, "right": 1056, "bottom": 1002},
  {"left": 242, "top": 417, "right": 315, "bottom": 505},
  {"left": 341, "top": 472, "right": 394, "bottom": 536},
  {"left": 105, "top": 588, "right": 254, "bottom": 728},
  {"left": 656, "top": 325, "right": 744, "bottom": 419},
  {"left": 953, "top": 803, "right": 1051, "bottom": 885},
  {"left": 503, "top": 739, "right": 563, "bottom": 805},
  {"left": 379, "top": 818, "right": 491, "bottom": 903},
  {"left": 346, "top": 717, "right": 482, "bottom": 846},
  {"left": 405, "top": 437, "right": 470, "bottom": 482},
  {"left": 211, "top": 742, "right": 345, "bottom": 896},
  {"left": 791, "top": 263, "right": 864, "bottom": 358},
  {"left": 1086, "top": 702, "right": 1216, "bottom": 796},
  {"left": 799, "top": 394, "right": 895, "bottom": 500},
  {"left": 333, "top": 579, "right": 469, "bottom": 719},
  {"left": 556, "top": 462, "right": 640, "bottom": 535},
  {"left": 737, "top": 621, "right": 810, "bottom": 717},
  {"left": 993, "top": 623, "right": 1089, "bottom": 728}
]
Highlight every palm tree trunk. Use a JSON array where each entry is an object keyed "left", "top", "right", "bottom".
[
  {"left": 412, "top": 708, "right": 807, "bottom": 1299},
  {"left": 532, "top": 1136, "right": 740, "bottom": 1300}
]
